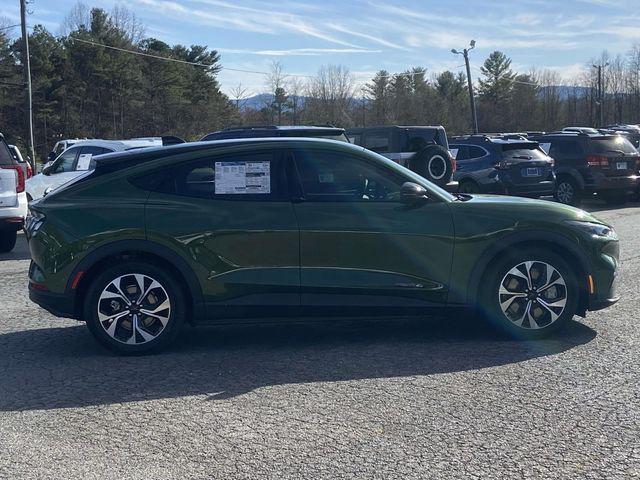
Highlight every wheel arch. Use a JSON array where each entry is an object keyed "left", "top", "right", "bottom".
[
  {"left": 466, "top": 231, "right": 590, "bottom": 316},
  {"left": 555, "top": 168, "right": 585, "bottom": 190},
  {"left": 69, "top": 239, "right": 205, "bottom": 324}
]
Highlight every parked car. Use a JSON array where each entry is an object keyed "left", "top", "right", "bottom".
[
  {"left": 563, "top": 127, "right": 600, "bottom": 135},
  {"left": 27, "top": 138, "right": 165, "bottom": 200},
  {"left": 346, "top": 126, "right": 456, "bottom": 187},
  {"left": 529, "top": 132, "right": 640, "bottom": 205},
  {"left": 201, "top": 126, "right": 349, "bottom": 142},
  {"left": 449, "top": 135, "right": 555, "bottom": 197},
  {"left": 47, "top": 138, "right": 85, "bottom": 163},
  {"left": 26, "top": 137, "right": 619, "bottom": 354},
  {"left": 8, "top": 144, "right": 33, "bottom": 180},
  {"left": 601, "top": 126, "right": 640, "bottom": 149},
  {"left": 0, "top": 133, "right": 28, "bottom": 252}
]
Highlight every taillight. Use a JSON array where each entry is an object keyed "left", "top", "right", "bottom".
[
  {"left": 0, "top": 165, "right": 25, "bottom": 193},
  {"left": 26, "top": 163, "right": 33, "bottom": 179},
  {"left": 586, "top": 155, "right": 609, "bottom": 168}
]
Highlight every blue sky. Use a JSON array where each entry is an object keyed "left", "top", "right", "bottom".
[{"left": 2, "top": 0, "right": 640, "bottom": 95}]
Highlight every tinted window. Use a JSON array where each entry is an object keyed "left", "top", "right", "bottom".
[
  {"left": 364, "top": 132, "right": 390, "bottom": 153},
  {"left": 149, "top": 151, "right": 287, "bottom": 201},
  {"left": 500, "top": 144, "right": 550, "bottom": 161},
  {"left": 590, "top": 137, "right": 638, "bottom": 155},
  {"left": 294, "top": 149, "right": 405, "bottom": 202},
  {"left": 468, "top": 146, "right": 486, "bottom": 159},
  {"left": 403, "top": 130, "right": 438, "bottom": 152},
  {"left": 450, "top": 145, "right": 468, "bottom": 160},
  {"left": 348, "top": 134, "right": 362, "bottom": 145},
  {"left": 550, "top": 140, "right": 582, "bottom": 156},
  {"left": 53, "top": 147, "right": 80, "bottom": 173},
  {"left": 77, "top": 146, "right": 113, "bottom": 171},
  {"left": 0, "top": 140, "right": 13, "bottom": 166}
]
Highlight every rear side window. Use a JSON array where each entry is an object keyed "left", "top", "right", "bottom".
[
  {"left": 77, "top": 146, "right": 114, "bottom": 171},
  {"left": 468, "top": 146, "right": 487, "bottom": 159},
  {"left": 141, "top": 151, "right": 288, "bottom": 201},
  {"left": 590, "top": 137, "right": 637, "bottom": 155},
  {"left": 0, "top": 140, "right": 13, "bottom": 166},
  {"left": 364, "top": 132, "right": 390, "bottom": 153},
  {"left": 550, "top": 140, "right": 583, "bottom": 156}
]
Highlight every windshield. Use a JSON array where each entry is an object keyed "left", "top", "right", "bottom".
[
  {"left": 500, "top": 143, "right": 550, "bottom": 161},
  {"left": 591, "top": 136, "right": 638, "bottom": 155}
]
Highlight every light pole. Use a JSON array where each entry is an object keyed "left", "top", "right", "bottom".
[
  {"left": 452, "top": 40, "right": 478, "bottom": 134},
  {"left": 592, "top": 62, "right": 609, "bottom": 128},
  {"left": 20, "top": 0, "right": 35, "bottom": 169}
]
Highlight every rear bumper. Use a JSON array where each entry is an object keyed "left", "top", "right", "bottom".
[
  {"left": 0, "top": 217, "right": 23, "bottom": 232},
  {"left": 503, "top": 180, "right": 556, "bottom": 197},
  {"left": 29, "top": 283, "right": 76, "bottom": 319},
  {"left": 585, "top": 174, "right": 639, "bottom": 193}
]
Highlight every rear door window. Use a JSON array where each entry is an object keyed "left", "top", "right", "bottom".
[
  {"left": 77, "top": 146, "right": 114, "bottom": 171},
  {"left": 467, "top": 146, "right": 487, "bottom": 159},
  {"left": 150, "top": 150, "right": 288, "bottom": 201}
]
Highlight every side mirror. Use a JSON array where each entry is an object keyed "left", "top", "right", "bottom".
[
  {"left": 401, "top": 182, "right": 429, "bottom": 204},
  {"left": 43, "top": 187, "right": 53, "bottom": 197},
  {"left": 42, "top": 162, "right": 53, "bottom": 176}
]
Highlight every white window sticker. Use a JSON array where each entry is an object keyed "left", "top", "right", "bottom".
[
  {"left": 76, "top": 154, "right": 93, "bottom": 171},
  {"left": 449, "top": 148, "right": 459, "bottom": 160},
  {"left": 214, "top": 161, "right": 271, "bottom": 194},
  {"left": 539, "top": 143, "right": 551, "bottom": 154},
  {"left": 318, "top": 172, "right": 334, "bottom": 183}
]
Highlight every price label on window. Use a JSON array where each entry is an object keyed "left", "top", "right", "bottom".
[
  {"left": 76, "top": 154, "right": 93, "bottom": 171},
  {"left": 215, "top": 161, "right": 271, "bottom": 194}
]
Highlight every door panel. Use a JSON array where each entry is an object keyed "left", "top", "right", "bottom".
[
  {"left": 292, "top": 148, "right": 455, "bottom": 316},
  {"left": 144, "top": 150, "right": 300, "bottom": 320}
]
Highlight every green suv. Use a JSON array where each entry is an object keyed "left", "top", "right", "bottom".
[{"left": 26, "top": 138, "right": 620, "bottom": 354}]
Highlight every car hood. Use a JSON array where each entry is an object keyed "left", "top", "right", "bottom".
[{"left": 453, "top": 194, "right": 607, "bottom": 226}]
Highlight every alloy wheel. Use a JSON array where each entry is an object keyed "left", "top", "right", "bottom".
[
  {"left": 556, "top": 182, "right": 574, "bottom": 204},
  {"left": 498, "top": 261, "right": 567, "bottom": 330},
  {"left": 97, "top": 273, "right": 171, "bottom": 344}
]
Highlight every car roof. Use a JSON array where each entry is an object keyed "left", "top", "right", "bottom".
[
  {"left": 65, "top": 138, "right": 164, "bottom": 151},
  {"left": 94, "top": 137, "right": 365, "bottom": 168},
  {"left": 347, "top": 125, "right": 444, "bottom": 131}
]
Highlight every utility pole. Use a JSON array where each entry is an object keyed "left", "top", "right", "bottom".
[
  {"left": 452, "top": 40, "right": 478, "bottom": 134},
  {"left": 592, "top": 62, "right": 608, "bottom": 128},
  {"left": 20, "top": 0, "right": 35, "bottom": 170}
]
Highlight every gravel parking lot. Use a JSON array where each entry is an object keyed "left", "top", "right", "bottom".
[{"left": 1, "top": 201, "right": 639, "bottom": 479}]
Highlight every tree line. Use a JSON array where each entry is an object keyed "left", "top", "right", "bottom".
[{"left": 2, "top": 4, "right": 640, "bottom": 163}]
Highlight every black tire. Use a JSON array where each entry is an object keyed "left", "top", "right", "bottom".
[
  {"left": 0, "top": 230, "right": 17, "bottom": 253},
  {"left": 409, "top": 145, "right": 454, "bottom": 187},
  {"left": 458, "top": 179, "right": 480, "bottom": 194},
  {"left": 555, "top": 177, "right": 581, "bottom": 206},
  {"left": 479, "top": 248, "right": 580, "bottom": 340},
  {"left": 84, "top": 261, "right": 186, "bottom": 354}
]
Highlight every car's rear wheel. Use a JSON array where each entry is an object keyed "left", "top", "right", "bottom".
[
  {"left": 480, "top": 249, "right": 579, "bottom": 339},
  {"left": 555, "top": 178, "right": 581, "bottom": 206},
  {"left": 84, "top": 262, "right": 186, "bottom": 354},
  {"left": 0, "top": 231, "right": 17, "bottom": 253}
]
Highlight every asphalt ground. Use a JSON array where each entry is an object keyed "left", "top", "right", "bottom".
[{"left": 0, "top": 201, "right": 639, "bottom": 479}]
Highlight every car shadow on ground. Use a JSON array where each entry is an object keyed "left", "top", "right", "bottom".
[{"left": 0, "top": 317, "right": 596, "bottom": 411}]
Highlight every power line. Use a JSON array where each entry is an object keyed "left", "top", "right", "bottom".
[{"left": 0, "top": 23, "right": 21, "bottom": 31}]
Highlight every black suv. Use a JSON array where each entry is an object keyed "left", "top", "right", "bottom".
[
  {"left": 346, "top": 126, "right": 455, "bottom": 187},
  {"left": 449, "top": 135, "right": 555, "bottom": 197},
  {"left": 201, "top": 126, "right": 349, "bottom": 143},
  {"left": 529, "top": 132, "right": 640, "bottom": 205}
]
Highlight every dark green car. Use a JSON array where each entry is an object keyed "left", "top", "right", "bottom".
[{"left": 26, "top": 138, "right": 620, "bottom": 354}]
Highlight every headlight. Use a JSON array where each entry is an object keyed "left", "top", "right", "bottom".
[
  {"left": 565, "top": 220, "right": 617, "bottom": 239},
  {"left": 25, "top": 209, "right": 46, "bottom": 235}
]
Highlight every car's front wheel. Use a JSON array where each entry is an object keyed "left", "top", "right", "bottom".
[
  {"left": 481, "top": 249, "right": 579, "bottom": 339},
  {"left": 84, "top": 262, "right": 186, "bottom": 354}
]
